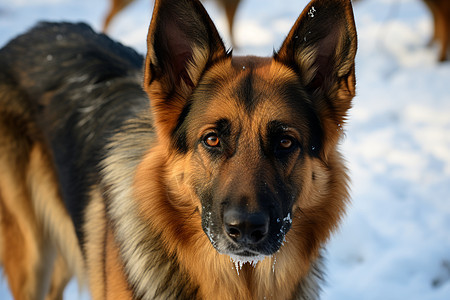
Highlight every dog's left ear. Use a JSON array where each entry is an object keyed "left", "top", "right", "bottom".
[
  {"left": 144, "top": 0, "right": 228, "bottom": 140},
  {"left": 275, "top": 0, "right": 357, "bottom": 152}
]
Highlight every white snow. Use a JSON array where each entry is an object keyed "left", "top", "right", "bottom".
[{"left": 1, "top": 0, "right": 450, "bottom": 299}]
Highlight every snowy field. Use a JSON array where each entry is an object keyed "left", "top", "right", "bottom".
[{"left": 1, "top": 0, "right": 450, "bottom": 299}]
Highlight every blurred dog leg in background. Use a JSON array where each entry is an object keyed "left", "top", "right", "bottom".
[
  {"left": 423, "top": 0, "right": 450, "bottom": 61},
  {"left": 103, "top": 0, "right": 242, "bottom": 46}
]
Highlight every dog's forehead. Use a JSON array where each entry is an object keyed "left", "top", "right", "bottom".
[
  {"left": 186, "top": 55, "right": 314, "bottom": 139},
  {"left": 197, "top": 56, "right": 309, "bottom": 121}
]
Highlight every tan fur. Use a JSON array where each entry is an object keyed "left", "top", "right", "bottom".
[
  {"left": 0, "top": 185, "right": 42, "bottom": 300},
  {"left": 83, "top": 189, "right": 132, "bottom": 298},
  {"left": 0, "top": 87, "right": 83, "bottom": 299},
  {"left": 105, "top": 226, "right": 133, "bottom": 298},
  {"left": 423, "top": 0, "right": 450, "bottom": 61},
  {"left": 83, "top": 188, "right": 107, "bottom": 299},
  {"left": 0, "top": 143, "right": 84, "bottom": 299},
  {"left": 103, "top": 0, "right": 134, "bottom": 32},
  {"left": 0, "top": 101, "right": 53, "bottom": 299},
  {"left": 27, "top": 145, "right": 85, "bottom": 284},
  {"left": 45, "top": 253, "right": 71, "bottom": 300}
]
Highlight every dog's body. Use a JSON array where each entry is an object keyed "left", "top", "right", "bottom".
[{"left": 0, "top": 0, "right": 357, "bottom": 299}]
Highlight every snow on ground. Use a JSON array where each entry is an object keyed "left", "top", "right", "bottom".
[{"left": 1, "top": 0, "right": 450, "bottom": 299}]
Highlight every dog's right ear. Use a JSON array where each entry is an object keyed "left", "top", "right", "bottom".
[
  {"left": 275, "top": 0, "right": 357, "bottom": 157},
  {"left": 144, "top": 0, "right": 228, "bottom": 141}
]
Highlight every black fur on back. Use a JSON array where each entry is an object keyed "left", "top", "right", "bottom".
[{"left": 0, "top": 22, "right": 150, "bottom": 244}]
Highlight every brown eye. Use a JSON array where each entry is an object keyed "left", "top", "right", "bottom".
[
  {"left": 204, "top": 133, "right": 220, "bottom": 147},
  {"left": 279, "top": 138, "right": 293, "bottom": 149}
]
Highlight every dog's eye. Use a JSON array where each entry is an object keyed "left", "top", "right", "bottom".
[
  {"left": 204, "top": 133, "right": 220, "bottom": 148},
  {"left": 279, "top": 138, "right": 293, "bottom": 149},
  {"left": 275, "top": 136, "right": 298, "bottom": 155}
]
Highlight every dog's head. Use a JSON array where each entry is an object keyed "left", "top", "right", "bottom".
[{"left": 144, "top": 0, "right": 357, "bottom": 261}]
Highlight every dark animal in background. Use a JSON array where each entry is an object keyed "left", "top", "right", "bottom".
[
  {"left": 423, "top": 0, "right": 450, "bottom": 61},
  {"left": 103, "top": 0, "right": 242, "bottom": 46},
  {"left": 0, "top": 0, "right": 357, "bottom": 298}
]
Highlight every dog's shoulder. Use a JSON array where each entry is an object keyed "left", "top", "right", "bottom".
[{"left": 0, "top": 22, "right": 144, "bottom": 97}]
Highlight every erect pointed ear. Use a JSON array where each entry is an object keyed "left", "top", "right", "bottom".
[
  {"left": 276, "top": 0, "right": 357, "bottom": 94},
  {"left": 275, "top": 0, "right": 357, "bottom": 156},
  {"left": 144, "top": 0, "right": 228, "bottom": 140}
]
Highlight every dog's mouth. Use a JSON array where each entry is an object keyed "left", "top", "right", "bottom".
[{"left": 202, "top": 210, "right": 293, "bottom": 265}]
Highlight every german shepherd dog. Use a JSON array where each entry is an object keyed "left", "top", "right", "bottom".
[{"left": 0, "top": 0, "right": 357, "bottom": 299}]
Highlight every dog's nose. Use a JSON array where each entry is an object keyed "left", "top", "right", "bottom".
[{"left": 223, "top": 208, "right": 269, "bottom": 245}]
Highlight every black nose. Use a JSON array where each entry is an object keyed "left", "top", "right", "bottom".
[{"left": 223, "top": 208, "right": 269, "bottom": 245}]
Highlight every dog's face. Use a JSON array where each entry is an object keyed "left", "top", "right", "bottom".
[
  {"left": 177, "top": 57, "right": 323, "bottom": 258},
  {"left": 144, "top": 0, "right": 356, "bottom": 261}
]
